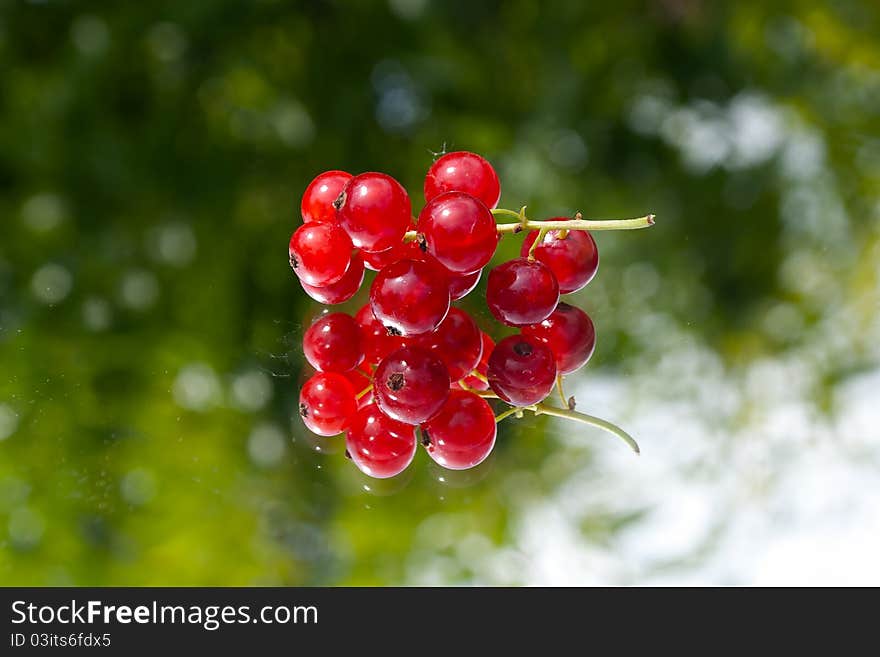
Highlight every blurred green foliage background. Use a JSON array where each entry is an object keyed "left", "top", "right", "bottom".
[{"left": 1, "top": 0, "right": 878, "bottom": 585}]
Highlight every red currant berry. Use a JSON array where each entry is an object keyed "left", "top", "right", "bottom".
[
  {"left": 453, "top": 332, "right": 494, "bottom": 391},
  {"left": 289, "top": 222, "right": 353, "bottom": 287},
  {"left": 299, "top": 372, "right": 357, "bottom": 436},
  {"left": 362, "top": 243, "right": 405, "bottom": 272},
  {"left": 342, "top": 368, "right": 374, "bottom": 408},
  {"left": 370, "top": 258, "right": 450, "bottom": 336},
  {"left": 336, "top": 172, "right": 411, "bottom": 253},
  {"left": 301, "top": 170, "right": 352, "bottom": 224},
  {"left": 486, "top": 258, "right": 560, "bottom": 326},
  {"left": 415, "top": 307, "right": 482, "bottom": 381},
  {"left": 346, "top": 403, "right": 417, "bottom": 478},
  {"left": 447, "top": 269, "right": 480, "bottom": 300},
  {"left": 521, "top": 223, "right": 599, "bottom": 294},
  {"left": 522, "top": 303, "right": 596, "bottom": 375},
  {"left": 373, "top": 346, "right": 450, "bottom": 424},
  {"left": 418, "top": 192, "right": 499, "bottom": 274},
  {"left": 487, "top": 335, "right": 557, "bottom": 406},
  {"left": 354, "top": 302, "right": 407, "bottom": 366},
  {"left": 422, "top": 390, "right": 496, "bottom": 470},
  {"left": 300, "top": 251, "right": 365, "bottom": 305},
  {"left": 303, "top": 312, "right": 364, "bottom": 373},
  {"left": 424, "top": 151, "right": 501, "bottom": 209}
]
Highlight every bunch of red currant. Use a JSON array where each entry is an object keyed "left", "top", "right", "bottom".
[{"left": 291, "top": 151, "right": 653, "bottom": 478}]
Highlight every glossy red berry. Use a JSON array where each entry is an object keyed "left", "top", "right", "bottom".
[
  {"left": 422, "top": 390, "right": 497, "bottom": 470},
  {"left": 453, "top": 332, "right": 494, "bottom": 391},
  {"left": 487, "top": 335, "right": 557, "bottom": 406},
  {"left": 418, "top": 192, "right": 499, "bottom": 274},
  {"left": 288, "top": 222, "right": 353, "bottom": 286},
  {"left": 336, "top": 172, "right": 411, "bottom": 253},
  {"left": 342, "top": 367, "right": 374, "bottom": 408},
  {"left": 373, "top": 346, "right": 450, "bottom": 424},
  {"left": 354, "top": 303, "right": 407, "bottom": 367},
  {"left": 301, "top": 170, "right": 352, "bottom": 224},
  {"left": 370, "top": 258, "right": 450, "bottom": 336},
  {"left": 424, "top": 151, "right": 501, "bottom": 209},
  {"left": 448, "top": 268, "right": 481, "bottom": 301},
  {"left": 486, "top": 258, "right": 559, "bottom": 326},
  {"left": 346, "top": 403, "right": 417, "bottom": 478},
  {"left": 299, "top": 372, "right": 357, "bottom": 436},
  {"left": 522, "top": 303, "right": 596, "bottom": 375},
  {"left": 415, "top": 307, "right": 482, "bottom": 381},
  {"left": 521, "top": 223, "right": 599, "bottom": 294},
  {"left": 303, "top": 312, "right": 364, "bottom": 373},
  {"left": 300, "top": 250, "right": 365, "bottom": 305}
]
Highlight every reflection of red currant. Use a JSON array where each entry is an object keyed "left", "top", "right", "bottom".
[{"left": 293, "top": 152, "right": 653, "bottom": 477}]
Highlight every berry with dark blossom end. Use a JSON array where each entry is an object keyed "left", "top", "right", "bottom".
[
  {"left": 487, "top": 335, "right": 557, "bottom": 406},
  {"left": 336, "top": 172, "right": 411, "bottom": 253},
  {"left": 522, "top": 302, "right": 596, "bottom": 374},
  {"left": 301, "top": 170, "right": 352, "bottom": 224},
  {"left": 299, "top": 372, "right": 358, "bottom": 436},
  {"left": 373, "top": 346, "right": 450, "bottom": 424},
  {"left": 354, "top": 303, "right": 407, "bottom": 367},
  {"left": 422, "top": 390, "right": 497, "bottom": 470},
  {"left": 424, "top": 151, "right": 501, "bottom": 209},
  {"left": 288, "top": 222, "right": 353, "bottom": 286},
  {"left": 345, "top": 403, "right": 417, "bottom": 478},
  {"left": 370, "top": 258, "right": 450, "bottom": 336},
  {"left": 303, "top": 312, "right": 364, "bottom": 373},
  {"left": 300, "top": 250, "right": 364, "bottom": 304},
  {"left": 418, "top": 191, "right": 499, "bottom": 274},
  {"left": 486, "top": 257, "right": 560, "bottom": 326},
  {"left": 521, "top": 224, "right": 599, "bottom": 294},
  {"left": 415, "top": 307, "right": 483, "bottom": 381}
]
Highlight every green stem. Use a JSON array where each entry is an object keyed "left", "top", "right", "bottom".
[
  {"left": 356, "top": 385, "right": 373, "bottom": 400},
  {"left": 555, "top": 375, "right": 567, "bottom": 407},
  {"left": 494, "top": 211, "right": 655, "bottom": 233},
  {"left": 494, "top": 406, "right": 522, "bottom": 423},
  {"left": 532, "top": 403, "right": 640, "bottom": 454},
  {"left": 405, "top": 209, "right": 654, "bottom": 241},
  {"left": 527, "top": 226, "right": 550, "bottom": 260}
]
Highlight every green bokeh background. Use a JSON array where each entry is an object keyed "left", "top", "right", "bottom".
[{"left": 1, "top": 0, "right": 878, "bottom": 585}]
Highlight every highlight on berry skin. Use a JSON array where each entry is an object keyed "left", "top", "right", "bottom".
[{"left": 292, "top": 150, "right": 654, "bottom": 478}]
